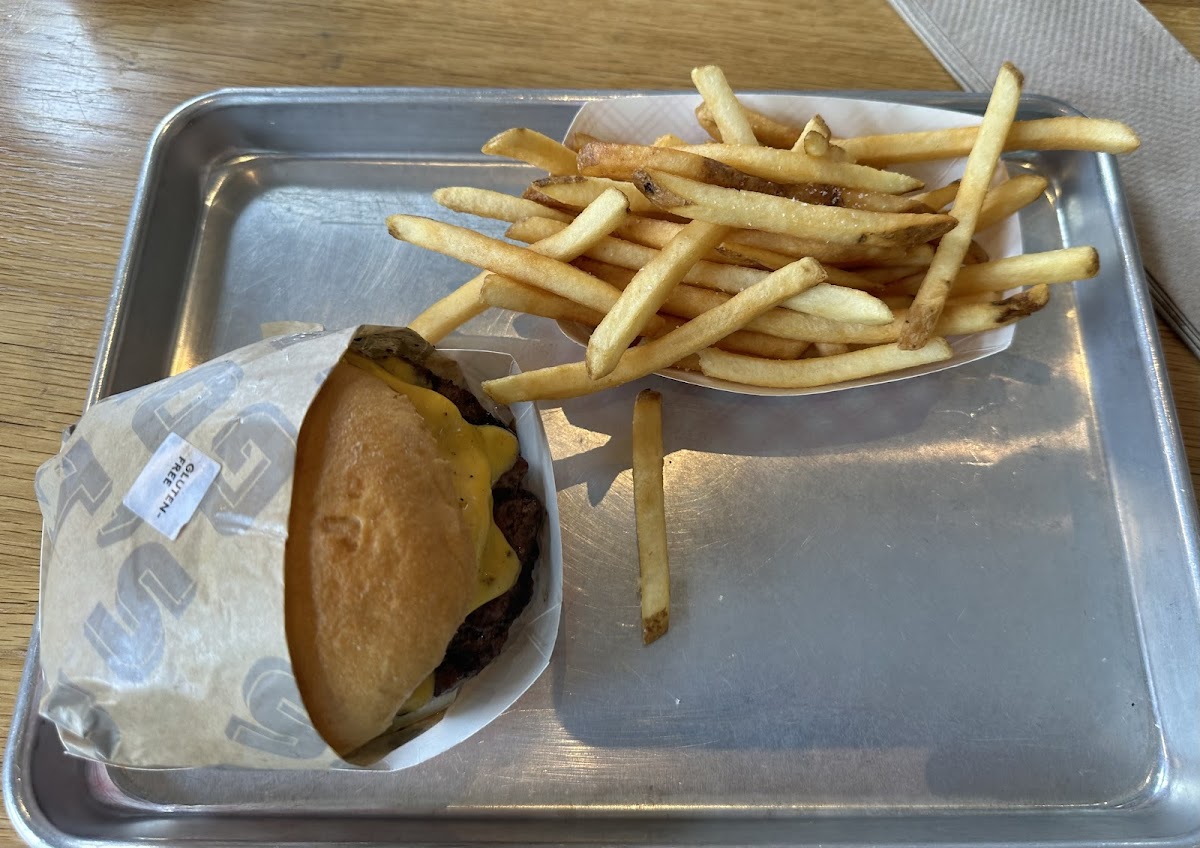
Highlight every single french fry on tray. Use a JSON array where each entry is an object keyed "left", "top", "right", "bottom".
[
  {"left": 633, "top": 168, "right": 955, "bottom": 247},
  {"left": 632, "top": 389, "right": 670, "bottom": 645},
  {"left": 525, "top": 175, "right": 668, "bottom": 218},
  {"left": 432, "top": 186, "right": 573, "bottom": 224},
  {"left": 481, "top": 127, "right": 579, "bottom": 175},
  {"left": 976, "top": 174, "right": 1049, "bottom": 231},
  {"left": 481, "top": 257, "right": 826, "bottom": 404},
  {"left": 900, "top": 62, "right": 1024, "bottom": 350},
  {"left": 675, "top": 143, "right": 923, "bottom": 193},
  {"left": 697, "top": 339, "right": 954, "bottom": 388},
  {"left": 892, "top": 248, "right": 1099, "bottom": 296},
  {"left": 839, "top": 116, "right": 1141, "bottom": 165}
]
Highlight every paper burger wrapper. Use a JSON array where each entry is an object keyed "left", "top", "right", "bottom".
[
  {"left": 33, "top": 326, "right": 562, "bottom": 770},
  {"left": 564, "top": 94, "right": 1024, "bottom": 395}
]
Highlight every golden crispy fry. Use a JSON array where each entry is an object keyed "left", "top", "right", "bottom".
[
  {"left": 695, "top": 102, "right": 804, "bottom": 149},
  {"left": 901, "top": 63, "right": 1024, "bottom": 349},
  {"left": 797, "top": 115, "right": 830, "bottom": 152},
  {"left": 697, "top": 339, "right": 953, "bottom": 388},
  {"left": 588, "top": 221, "right": 729, "bottom": 378},
  {"left": 654, "top": 133, "right": 687, "bottom": 147},
  {"left": 796, "top": 114, "right": 853, "bottom": 162},
  {"left": 892, "top": 247, "right": 1099, "bottom": 296},
  {"left": 977, "top": 174, "right": 1049, "bottom": 231},
  {"left": 408, "top": 189, "right": 629, "bottom": 342},
  {"left": 676, "top": 143, "right": 923, "bottom": 194},
  {"left": 388, "top": 214, "right": 624, "bottom": 315},
  {"left": 634, "top": 168, "right": 954, "bottom": 247},
  {"left": 481, "top": 127, "right": 579, "bottom": 175},
  {"left": 691, "top": 65, "right": 758, "bottom": 145},
  {"left": 482, "top": 258, "right": 826, "bottom": 403},
  {"left": 729, "top": 228, "right": 919, "bottom": 266},
  {"left": 524, "top": 175, "right": 670, "bottom": 218},
  {"left": 854, "top": 264, "right": 929, "bottom": 284},
  {"left": 578, "top": 142, "right": 921, "bottom": 212},
  {"left": 910, "top": 180, "right": 960, "bottom": 212},
  {"left": 433, "top": 186, "right": 573, "bottom": 224},
  {"left": 569, "top": 132, "right": 604, "bottom": 151},
  {"left": 408, "top": 273, "right": 491, "bottom": 344},
  {"left": 840, "top": 117, "right": 1141, "bottom": 165},
  {"left": 632, "top": 389, "right": 670, "bottom": 645},
  {"left": 508, "top": 217, "right": 891, "bottom": 322}
]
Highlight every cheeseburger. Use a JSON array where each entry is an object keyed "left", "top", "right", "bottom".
[{"left": 284, "top": 330, "right": 545, "bottom": 758}]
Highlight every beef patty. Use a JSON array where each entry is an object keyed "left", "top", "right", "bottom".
[{"left": 421, "top": 368, "right": 545, "bottom": 696}]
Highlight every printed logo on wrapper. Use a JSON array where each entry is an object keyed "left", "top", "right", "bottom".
[
  {"left": 123, "top": 433, "right": 221, "bottom": 541},
  {"left": 34, "top": 328, "right": 563, "bottom": 771},
  {"left": 562, "top": 94, "right": 1025, "bottom": 397}
]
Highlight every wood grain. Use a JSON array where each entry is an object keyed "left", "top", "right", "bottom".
[{"left": 0, "top": 1, "right": 1195, "bottom": 843}]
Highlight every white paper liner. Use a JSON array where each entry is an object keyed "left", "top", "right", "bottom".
[
  {"left": 562, "top": 94, "right": 1024, "bottom": 396},
  {"left": 33, "top": 327, "right": 561, "bottom": 771}
]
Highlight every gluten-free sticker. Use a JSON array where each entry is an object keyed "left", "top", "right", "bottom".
[{"left": 122, "top": 432, "right": 221, "bottom": 541}]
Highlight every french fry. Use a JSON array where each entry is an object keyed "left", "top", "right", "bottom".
[
  {"left": 840, "top": 116, "right": 1141, "bottom": 165},
  {"left": 578, "top": 142, "right": 922, "bottom": 212},
  {"left": 892, "top": 247, "right": 1099, "bottom": 296},
  {"left": 729, "top": 228, "right": 920, "bottom": 266},
  {"left": 433, "top": 186, "right": 573, "bottom": 224},
  {"left": 813, "top": 342, "right": 850, "bottom": 356},
  {"left": 695, "top": 102, "right": 804, "bottom": 149},
  {"left": 796, "top": 114, "right": 853, "bottom": 163},
  {"left": 632, "top": 389, "right": 670, "bottom": 645},
  {"left": 508, "top": 217, "right": 891, "bottom": 322},
  {"left": 901, "top": 63, "right": 1024, "bottom": 350},
  {"left": 407, "top": 189, "right": 630, "bottom": 342},
  {"left": 587, "top": 220, "right": 729, "bottom": 378},
  {"left": 388, "top": 214, "right": 625, "bottom": 315},
  {"left": 654, "top": 133, "right": 687, "bottom": 147},
  {"left": 481, "top": 276, "right": 809, "bottom": 360},
  {"left": 569, "top": 131, "right": 604, "bottom": 151},
  {"left": 697, "top": 340, "right": 953, "bottom": 388},
  {"left": 676, "top": 144, "right": 923, "bottom": 193},
  {"left": 797, "top": 115, "right": 830, "bottom": 153},
  {"left": 481, "top": 127, "right": 579, "bottom": 175},
  {"left": 691, "top": 65, "right": 758, "bottom": 145},
  {"left": 910, "top": 180, "right": 960, "bottom": 212},
  {"left": 609, "top": 213, "right": 917, "bottom": 266},
  {"left": 634, "top": 168, "right": 955, "bottom": 247},
  {"left": 524, "top": 175, "right": 670, "bottom": 218},
  {"left": 408, "top": 274, "right": 491, "bottom": 344},
  {"left": 482, "top": 258, "right": 827, "bottom": 403},
  {"left": 977, "top": 174, "right": 1048, "bottom": 231}
]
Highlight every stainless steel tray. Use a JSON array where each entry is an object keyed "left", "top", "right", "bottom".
[{"left": 7, "top": 87, "right": 1200, "bottom": 847}]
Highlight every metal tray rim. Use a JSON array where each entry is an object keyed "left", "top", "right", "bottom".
[{"left": 10, "top": 85, "right": 1200, "bottom": 848}]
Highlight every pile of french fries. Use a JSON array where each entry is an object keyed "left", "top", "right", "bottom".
[
  {"left": 388, "top": 62, "right": 1137, "bottom": 401},
  {"left": 388, "top": 63, "right": 1138, "bottom": 642}
]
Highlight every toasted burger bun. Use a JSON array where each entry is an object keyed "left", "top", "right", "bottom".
[{"left": 285, "top": 360, "right": 477, "bottom": 756}]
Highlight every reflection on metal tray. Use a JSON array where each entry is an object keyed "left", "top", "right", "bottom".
[{"left": 6, "top": 88, "right": 1200, "bottom": 847}]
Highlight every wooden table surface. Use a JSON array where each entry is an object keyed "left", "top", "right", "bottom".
[{"left": 2, "top": 1, "right": 1197, "bottom": 842}]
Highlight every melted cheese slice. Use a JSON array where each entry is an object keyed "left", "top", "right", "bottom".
[{"left": 344, "top": 353, "right": 521, "bottom": 612}]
